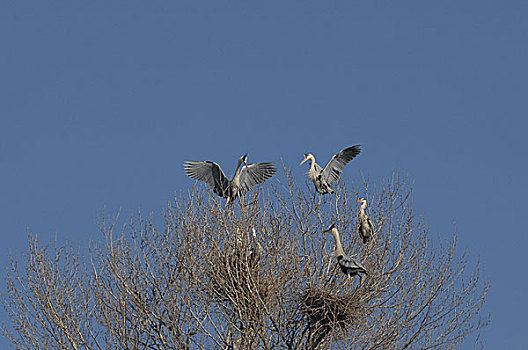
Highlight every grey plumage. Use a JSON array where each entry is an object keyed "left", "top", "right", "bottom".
[
  {"left": 300, "top": 145, "right": 361, "bottom": 195},
  {"left": 323, "top": 224, "right": 368, "bottom": 279},
  {"left": 184, "top": 154, "right": 276, "bottom": 203},
  {"left": 337, "top": 254, "right": 368, "bottom": 278},
  {"left": 248, "top": 228, "right": 264, "bottom": 263},
  {"left": 357, "top": 198, "right": 374, "bottom": 243},
  {"left": 239, "top": 162, "right": 277, "bottom": 194}
]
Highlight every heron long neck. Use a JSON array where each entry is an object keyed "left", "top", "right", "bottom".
[
  {"left": 232, "top": 160, "right": 244, "bottom": 181},
  {"left": 331, "top": 229, "right": 345, "bottom": 257},
  {"left": 308, "top": 154, "right": 316, "bottom": 171},
  {"left": 359, "top": 203, "right": 367, "bottom": 216}
]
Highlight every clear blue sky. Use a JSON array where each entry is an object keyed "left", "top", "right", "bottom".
[{"left": 1, "top": 1, "right": 526, "bottom": 348}]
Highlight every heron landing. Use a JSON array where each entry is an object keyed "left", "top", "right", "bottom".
[
  {"left": 300, "top": 145, "right": 361, "bottom": 196},
  {"left": 184, "top": 154, "right": 276, "bottom": 204}
]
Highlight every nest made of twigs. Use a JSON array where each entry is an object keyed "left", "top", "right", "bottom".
[
  {"left": 301, "top": 285, "right": 365, "bottom": 337},
  {"left": 206, "top": 245, "right": 270, "bottom": 307}
]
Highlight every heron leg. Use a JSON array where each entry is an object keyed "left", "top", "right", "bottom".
[
  {"left": 339, "top": 275, "right": 351, "bottom": 294},
  {"left": 334, "top": 190, "right": 339, "bottom": 216}
]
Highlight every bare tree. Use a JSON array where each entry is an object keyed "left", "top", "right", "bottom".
[{"left": 3, "top": 172, "right": 488, "bottom": 349}]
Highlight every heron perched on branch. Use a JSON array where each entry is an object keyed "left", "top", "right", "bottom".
[
  {"left": 323, "top": 224, "right": 368, "bottom": 281},
  {"left": 247, "top": 228, "right": 265, "bottom": 264},
  {"left": 300, "top": 145, "right": 361, "bottom": 195},
  {"left": 357, "top": 198, "right": 374, "bottom": 244},
  {"left": 184, "top": 154, "right": 276, "bottom": 204}
]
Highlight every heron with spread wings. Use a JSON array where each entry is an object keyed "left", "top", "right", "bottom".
[
  {"left": 184, "top": 154, "right": 276, "bottom": 204},
  {"left": 300, "top": 145, "right": 361, "bottom": 195}
]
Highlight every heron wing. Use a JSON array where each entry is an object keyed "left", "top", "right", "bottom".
[
  {"left": 313, "top": 161, "right": 324, "bottom": 175},
  {"left": 238, "top": 162, "right": 276, "bottom": 195},
  {"left": 338, "top": 254, "right": 368, "bottom": 275},
  {"left": 358, "top": 216, "right": 374, "bottom": 243},
  {"left": 184, "top": 161, "right": 229, "bottom": 197},
  {"left": 367, "top": 217, "right": 374, "bottom": 235},
  {"left": 322, "top": 145, "right": 361, "bottom": 186}
]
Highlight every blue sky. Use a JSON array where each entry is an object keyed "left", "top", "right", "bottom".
[{"left": 1, "top": 1, "right": 526, "bottom": 348}]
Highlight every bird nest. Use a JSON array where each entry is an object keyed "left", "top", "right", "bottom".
[
  {"left": 301, "top": 285, "right": 365, "bottom": 339},
  {"left": 206, "top": 246, "right": 270, "bottom": 307}
]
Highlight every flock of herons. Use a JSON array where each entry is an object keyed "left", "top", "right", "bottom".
[{"left": 184, "top": 145, "right": 373, "bottom": 282}]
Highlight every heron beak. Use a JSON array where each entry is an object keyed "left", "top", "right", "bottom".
[{"left": 300, "top": 157, "right": 307, "bottom": 166}]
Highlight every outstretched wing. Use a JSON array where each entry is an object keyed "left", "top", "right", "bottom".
[
  {"left": 322, "top": 145, "right": 361, "bottom": 186},
  {"left": 184, "top": 161, "right": 229, "bottom": 197},
  {"left": 238, "top": 162, "right": 276, "bottom": 195}
]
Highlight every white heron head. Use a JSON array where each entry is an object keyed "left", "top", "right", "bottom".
[
  {"left": 358, "top": 198, "right": 367, "bottom": 207},
  {"left": 239, "top": 154, "right": 248, "bottom": 167},
  {"left": 323, "top": 223, "right": 337, "bottom": 233},
  {"left": 300, "top": 153, "right": 313, "bottom": 166}
]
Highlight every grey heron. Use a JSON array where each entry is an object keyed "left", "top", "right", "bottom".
[
  {"left": 300, "top": 145, "right": 361, "bottom": 195},
  {"left": 184, "top": 154, "right": 276, "bottom": 203},
  {"left": 323, "top": 224, "right": 368, "bottom": 281},
  {"left": 357, "top": 198, "right": 374, "bottom": 244},
  {"left": 247, "top": 227, "right": 264, "bottom": 264}
]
